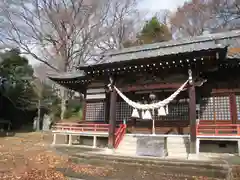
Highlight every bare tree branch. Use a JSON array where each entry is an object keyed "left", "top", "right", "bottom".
[
  {"left": 169, "top": 0, "right": 240, "bottom": 39},
  {"left": 0, "top": 0, "right": 142, "bottom": 119}
]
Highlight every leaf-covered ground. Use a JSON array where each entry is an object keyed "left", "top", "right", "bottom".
[{"left": 0, "top": 132, "right": 112, "bottom": 180}]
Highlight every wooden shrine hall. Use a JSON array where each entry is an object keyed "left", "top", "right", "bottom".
[{"left": 49, "top": 30, "right": 240, "bottom": 154}]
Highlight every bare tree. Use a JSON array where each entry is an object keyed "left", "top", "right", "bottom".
[
  {"left": 169, "top": 0, "right": 240, "bottom": 39},
  {"left": 0, "top": 0, "right": 141, "bottom": 119},
  {"left": 96, "top": 0, "right": 142, "bottom": 51},
  {"left": 209, "top": 0, "right": 240, "bottom": 30},
  {"left": 154, "top": 10, "right": 171, "bottom": 25},
  {"left": 169, "top": 0, "right": 212, "bottom": 38}
]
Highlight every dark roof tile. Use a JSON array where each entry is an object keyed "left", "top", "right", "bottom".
[{"left": 78, "top": 30, "right": 240, "bottom": 68}]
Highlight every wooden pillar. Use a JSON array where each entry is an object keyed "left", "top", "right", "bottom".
[
  {"left": 105, "top": 94, "right": 110, "bottom": 123},
  {"left": 230, "top": 93, "right": 237, "bottom": 124},
  {"left": 108, "top": 80, "right": 117, "bottom": 149},
  {"left": 93, "top": 136, "right": 97, "bottom": 148},
  {"left": 68, "top": 134, "right": 72, "bottom": 146},
  {"left": 188, "top": 69, "right": 197, "bottom": 154},
  {"left": 82, "top": 93, "right": 87, "bottom": 121},
  {"left": 52, "top": 133, "right": 57, "bottom": 145}
]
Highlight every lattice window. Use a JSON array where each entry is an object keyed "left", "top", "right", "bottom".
[
  {"left": 85, "top": 101, "right": 105, "bottom": 121},
  {"left": 200, "top": 96, "right": 230, "bottom": 120},
  {"left": 155, "top": 99, "right": 189, "bottom": 121},
  {"left": 236, "top": 95, "right": 240, "bottom": 120},
  {"left": 116, "top": 101, "right": 132, "bottom": 122}
]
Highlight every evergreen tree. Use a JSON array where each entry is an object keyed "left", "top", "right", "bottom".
[{"left": 123, "top": 16, "right": 172, "bottom": 47}]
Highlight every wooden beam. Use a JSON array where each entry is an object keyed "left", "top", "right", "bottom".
[
  {"left": 212, "top": 88, "right": 240, "bottom": 94},
  {"left": 188, "top": 69, "right": 197, "bottom": 154},
  {"left": 108, "top": 80, "right": 117, "bottom": 149},
  {"left": 121, "top": 83, "right": 186, "bottom": 92}
]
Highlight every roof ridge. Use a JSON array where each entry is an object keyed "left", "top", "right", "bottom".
[{"left": 107, "top": 30, "right": 240, "bottom": 57}]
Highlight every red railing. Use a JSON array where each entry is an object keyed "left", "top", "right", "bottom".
[
  {"left": 197, "top": 124, "right": 240, "bottom": 136},
  {"left": 52, "top": 123, "right": 110, "bottom": 132},
  {"left": 52, "top": 122, "right": 127, "bottom": 148},
  {"left": 114, "top": 124, "right": 127, "bottom": 148}
]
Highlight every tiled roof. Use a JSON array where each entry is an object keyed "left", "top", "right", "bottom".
[
  {"left": 47, "top": 71, "right": 88, "bottom": 92},
  {"left": 102, "top": 43, "right": 225, "bottom": 64},
  {"left": 47, "top": 71, "right": 86, "bottom": 80},
  {"left": 80, "top": 30, "right": 240, "bottom": 67}
]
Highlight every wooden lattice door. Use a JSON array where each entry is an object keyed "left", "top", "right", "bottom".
[{"left": 199, "top": 95, "right": 232, "bottom": 124}]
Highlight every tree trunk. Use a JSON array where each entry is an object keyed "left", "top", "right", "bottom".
[
  {"left": 37, "top": 99, "right": 41, "bottom": 131},
  {"left": 60, "top": 87, "right": 67, "bottom": 120}
]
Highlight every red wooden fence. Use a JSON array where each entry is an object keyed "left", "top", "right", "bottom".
[
  {"left": 52, "top": 123, "right": 110, "bottom": 132},
  {"left": 52, "top": 123, "right": 127, "bottom": 148},
  {"left": 197, "top": 124, "right": 240, "bottom": 136}
]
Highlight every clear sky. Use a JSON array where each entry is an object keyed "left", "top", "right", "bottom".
[{"left": 139, "top": 0, "right": 189, "bottom": 12}]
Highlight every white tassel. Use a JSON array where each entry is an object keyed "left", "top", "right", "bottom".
[
  {"left": 165, "top": 105, "right": 169, "bottom": 115},
  {"left": 141, "top": 110, "right": 145, "bottom": 119},
  {"left": 143, "top": 110, "right": 152, "bottom": 119},
  {"left": 158, "top": 106, "right": 166, "bottom": 116},
  {"left": 131, "top": 108, "right": 140, "bottom": 118}
]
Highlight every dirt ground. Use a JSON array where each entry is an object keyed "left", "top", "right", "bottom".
[
  {"left": 0, "top": 132, "right": 112, "bottom": 180},
  {"left": 0, "top": 132, "right": 237, "bottom": 180}
]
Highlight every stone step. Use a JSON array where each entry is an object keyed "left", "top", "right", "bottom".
[
  {"left": 167, "top": 137, "right": 189, "bottom": 141},
  {"left": 117, "top": 145, "right": 136, "bottom": 148},
  {"left": 121, "top": 138, "right": 138, "bottom": 143},
  {"left": 117, "top": 144, "right": 137, "bottom": 150},
  {"left": 116, "top": 149, "right": 136, "bottom": 155},
  {"left": 124, "top": 135, "right": 138, "bottom": 139},
  {"left": 67, "top": 152, "right": 229, "bottom": 179},
  {"left": 167, "top": 145, "right": 189, "bottom": 148},
  {"left": 167, "top": 140, "right": 189, "bottom": 144},
  {"left": 167, "top": 148, "right": 187, "bottom": 152},
  {"left": 167, "top": 142, "right": 189, "bottom": 145},
  {"left": 167, "top": 137, "right": 189, "bottom": 140},
  {"left": 167, "top": 145, "right": 187, "bottom": 148},
  {"left": 167, "top": 146, "right": 187, "bottom": 149},
  {"left": 167, "top": 151, "right": 188, "bottom": 154},
  {"left": 167, "top": 143, "right": 187, "bottom": 145},
  {"left": 167, "top": 152, "right": 188, "bottom": 157},
  {"left": 167, "top": 149, "right": 188, "bottom": 152},
  {"left": 167, "top": 146, "right": 187, "bottom": 150},
  {"left": 167, "top": 143, "right": 188, "bottom": 146},
  {"left": 167, "top": 139, "right": 189, "bottom": 142},
  {"left": 121, "top": 140, "right": 137, "bottom": 145},
  {"left": 120, "top": 139, "right": 137, "bottom": 144}
]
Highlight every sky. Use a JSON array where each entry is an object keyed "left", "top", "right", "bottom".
[{"left": 139, "top": 0, "right": 189, "bottom": 12}]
